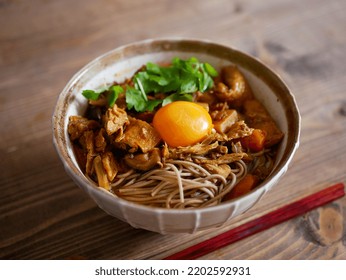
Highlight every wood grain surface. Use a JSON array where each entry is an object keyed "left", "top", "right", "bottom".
[{"left": 1, "top": 0, "right": 345, "bottom": 260}]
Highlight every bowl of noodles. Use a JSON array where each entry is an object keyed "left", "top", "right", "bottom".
[{"left": 53, "top": 38, "right": 300, "bottom": 234}]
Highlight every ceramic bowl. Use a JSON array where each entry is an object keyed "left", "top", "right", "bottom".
[{"left": 52, "top": 38, "right": 300, "bottom": 234}]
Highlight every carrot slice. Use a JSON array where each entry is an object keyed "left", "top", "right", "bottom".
[
  {"left": 240, "top": 129, "right": 266, "bottom": 152},
  {"left": 223, "top": 174, "right": 259, "bottom": 201}
]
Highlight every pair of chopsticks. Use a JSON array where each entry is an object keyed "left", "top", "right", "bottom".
[{"left": 164, "top": 183, "right": 345, "bottom": 260}]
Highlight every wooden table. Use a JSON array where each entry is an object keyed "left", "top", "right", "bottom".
[{"left": 1, "top": 0, "right": 345, "bottom": 260}]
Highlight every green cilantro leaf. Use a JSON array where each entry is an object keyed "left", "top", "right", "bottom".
[
  {"left": 82, "top": 57, "right": 219, "bottom": 113},
  {"left": 134, "top": 72, "right": 162, "bottom": 94},
  {"left": 125, "top": 86, "right": 147, "bottom": 112},
  {"left": 203, "top": 62, "right": 218, "bottom": 77},
  {"left": 134, "top": 77, "right": 148, "bottom": 101},
  {"left": 198, "top": 71, "right": 214, "bottom": 92},
  {"left": 108, "top": 85, "right": 123, "bottom": 107},
  {"left": 146, "top": 62, "right": 161, "bottom": 74},
  {"left": 82, "top": 89, "right": 101, "bottom": 100},
  {"left": 145, "top": 99, "right": 163, "bottom": 111},
  {"left": 180, "top": 74, "right": 198, "bottom": 93},
  {"left": 162, "top": 92, "right": 193, "bottom": 107}
]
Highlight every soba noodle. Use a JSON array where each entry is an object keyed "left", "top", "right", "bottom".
[{"left": 110, "top": 158, "right": 249, "bottom": 209}]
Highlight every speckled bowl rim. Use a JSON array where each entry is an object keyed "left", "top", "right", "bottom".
[{"left": 52, "top": 38, "right": 300, "bottom": 222}]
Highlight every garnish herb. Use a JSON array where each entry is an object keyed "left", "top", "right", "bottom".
[
  {"left": 107, "top": 85, "right": 123, "bottom": 107},
  {"left": 82, "top": 89, "right": 101, "bottom": 101},
  {"left": 82, "top": 57, "right": 218, "bottom": 112}
]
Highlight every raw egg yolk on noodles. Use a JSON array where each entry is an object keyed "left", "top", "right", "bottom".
[{"left": 153, "top": 101, "right": 213, "bottom": 147}]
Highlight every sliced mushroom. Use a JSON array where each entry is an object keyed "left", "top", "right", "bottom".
[
  {"left": 119, "top": 117, "right": 161, "bottom": 153},
  {"left": 80, "top": 130, "right": 95, "bottom": 175},
  {"left": 124, "top": 148, "right": 162, "bottom": 171},
  {"left": 93, "top": 155, "right": 110, "bottom": 190},
  {"left": 101, "top": 151, "right": 118, "bottom": 182}
]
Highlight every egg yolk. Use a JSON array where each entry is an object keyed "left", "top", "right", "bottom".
[{"left": 153, "top": 101, "right": 213, "bottom": 147}]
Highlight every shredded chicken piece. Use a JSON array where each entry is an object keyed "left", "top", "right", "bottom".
[
  {"left": 119, "top": 117, "right": 161, "bottom": 153},
  {"left": 210, "top": 102, "right": 229, "bottom": 113},
  {"left": 168, "top": 142, "right": 219, "bottom": 159},
  {"left": 103, "top": 105, "right": 129, "bottom": 137},
  {"left": 226, "top": 121, "right": 254, "bottom": 140},
  {"left": 207, "top": 121, "right": 253, "bottom": 142},
  {"left": 231, "top": 141, "right": 243, "bottom": 153},
  {"left": 215, "top": 145, "right": 228, "bottom": 154},
  {"left": 68, "top": 116, "right": 99, "bottom": 141},
  {"left": 194, "top": 152, "right": 251, "bottom": 165},
  {"left": 203, "top": 164, "right": 232, "bottom": 179}
]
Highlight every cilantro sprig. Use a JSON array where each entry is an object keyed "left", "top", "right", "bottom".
[
  {"left": 81, "top": 57, "right": 218, "bottom": 112},
  {"left": 82, "top": 85, "right": 123, "bottom": 107}
]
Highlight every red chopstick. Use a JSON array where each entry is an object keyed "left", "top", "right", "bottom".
[{"left": 164, "top": 182, "right": 345, "bottom": 260}]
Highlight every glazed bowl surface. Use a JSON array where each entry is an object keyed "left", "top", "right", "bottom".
[{"left": 52, "top": 38, "right": 300, "bottom": 234}]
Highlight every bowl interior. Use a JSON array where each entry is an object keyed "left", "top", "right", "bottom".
[{"left": 53, "top": 39, "right": 300, "bottom": 233}]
